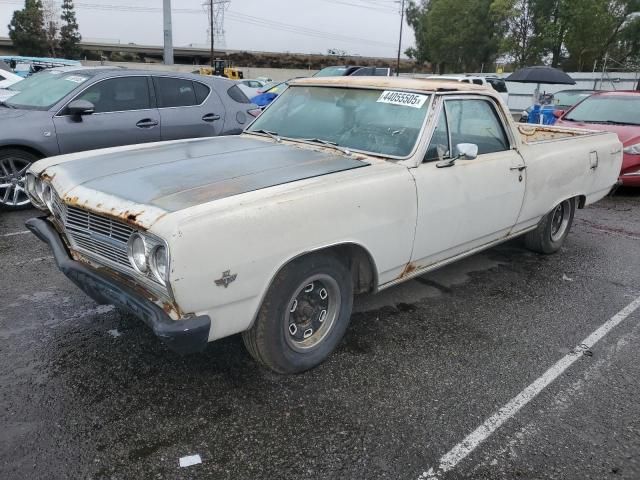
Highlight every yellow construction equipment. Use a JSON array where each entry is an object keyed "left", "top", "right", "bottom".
[{"left": 198, "top": 59, "right": 243, "bottom": 80}]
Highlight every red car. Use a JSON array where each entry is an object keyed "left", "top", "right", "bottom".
[{"left": 554, "top": 91, "right": 640, "bottom": 187}]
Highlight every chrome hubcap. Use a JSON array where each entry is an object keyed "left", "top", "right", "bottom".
[
  {"left": 550, "top": 200, "right": 571, "bottom": 242},
  {"left": 0, "top": 157, "right": 31, "bottom": 207},
  {"left": 284, "top": 274, "right": 341, "bottom": 352}
]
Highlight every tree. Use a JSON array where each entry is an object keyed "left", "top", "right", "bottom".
[
  {"left": 406, "top": 0, "right": 503, "bottom": 72},
  {"left": 59, "top": 0, "right": 81, "bottom": 59},
  {"left": 42, "top": 0, "right": 60, "bottom": 57},
  {"left": 7, "top": 0, "right": 48, "bottom": 56}
]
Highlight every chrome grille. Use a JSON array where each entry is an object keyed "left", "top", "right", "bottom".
[{"left": 51, "top": 189, "right": 133, "bottom": 270}]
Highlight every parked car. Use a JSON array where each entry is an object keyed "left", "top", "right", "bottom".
[
  {"left": 520, "top": 89, "right": 596, "bottom": 123},
  {"left": 0, "top": 68, "right": 23, "bottom": 89},
  {"left": 428, "top": 75, "right": 509, "bottom": 104},
  {"left": 0, "top": 56, "right": 81, "bottom": 77},
  {"left": 314, "top": 65, "right": 392, "bottom": 77},
  {"left": 255, "top": 76, "right": 273, "bottom": 84},
  {"left": 250, "top": 79, "right": 291, "bottom": 108},
  {"left": 0, "top": 67, "right": 259, "bottom": 210},
  {"left": 25, "top": 77, "right": 621, "bottom": 373},
  {"left": 554, "top": 90, "right": 640, "bottom": 186},
  {"left": 237, "top": 78, "right": 268, "bottom": 98}
]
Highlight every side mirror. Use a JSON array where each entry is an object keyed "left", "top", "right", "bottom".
[
  {"left": 553, "top": 109, "right": 565, "bottom": 119},
  {"left": 436, "top": 143, "right": 478, "bottom": 168},
  {"left": 67, "top": 99, "right": 95, "bottom": 116},
  {"left": 455, "top": 143, "right": 478, "bottom": 160}
]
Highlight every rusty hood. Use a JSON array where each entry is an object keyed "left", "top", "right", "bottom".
[{"left": 41, "top": 135, "right": 369, "bottom": 228}]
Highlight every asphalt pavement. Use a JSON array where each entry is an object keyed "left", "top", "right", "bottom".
[{"left": 1, "top": 189, "right": 639, "bottom": 480}]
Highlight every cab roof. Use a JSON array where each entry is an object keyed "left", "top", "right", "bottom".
[{"left": 290, "top": 76, "right": 490, "bottom": 93}]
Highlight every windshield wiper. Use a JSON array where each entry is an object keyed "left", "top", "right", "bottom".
[
  {"left": 299, "top": 138, "right": 352, "bottom": 156},
  {"left": 250, "top": 129, "right": 281, "bottom": 142}
]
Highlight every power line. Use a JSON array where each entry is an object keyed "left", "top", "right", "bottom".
[{"left": 0, "top": 0, "right": 396, "bottom": 49}]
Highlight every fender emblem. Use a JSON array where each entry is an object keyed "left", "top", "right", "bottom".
[{"left": 215, "top": 270, "right": 237, "bottom": 288}]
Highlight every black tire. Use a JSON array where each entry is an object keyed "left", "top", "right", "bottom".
[
  {"left": 524, "top": 198, "right": 576, "bottom": 254},
  {"left": 0, "top": 148, "right": 38, "bottom": 211},
  {"left": 242, "top": 253, "right": 354, "bottom": 374}
]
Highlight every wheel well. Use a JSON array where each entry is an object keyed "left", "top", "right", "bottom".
[
  {"left": 293, "top": 243, "right": 378, "bottom": 295},
  {"left": 0, "top": 145, "right": 45, "bottom": 159}
]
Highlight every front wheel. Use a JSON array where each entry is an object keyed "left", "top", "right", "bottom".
[
  {"left": 242, "top": 253, "right": 354, "bottom": 374},
  {"left": 524, "top": 198, "right": 576, "bottom": 254},
  {"left": 0, "top": 149, "right": 37, "bottom": 211}
]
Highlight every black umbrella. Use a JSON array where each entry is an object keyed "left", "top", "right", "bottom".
[
  {"left": 506, "top": 67, "right": 576, "bottom": 123},
  {"left": 505, "top": 66, "right": 576, "bottom": 85}
]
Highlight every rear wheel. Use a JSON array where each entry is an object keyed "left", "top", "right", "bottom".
[
  {"left": 242, "top": 253, "right": 353, "bottom": 374},
  {"left": 0, "top": 149, "right": 37, "bottom": 211},
  {"left": 524, "top": 198, "right": 576, "bottom": 254}
]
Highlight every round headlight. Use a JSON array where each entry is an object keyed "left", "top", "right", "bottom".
[
  {"left": 128, "top": 233, "right": 148, "bottom": 273},
  {"left": 35, "top": 177, "right": 45, "bottom": 201},
  {"left": 151, "top": 245, "right": 168, "bottom": 284},
  {"left": 42, "top": 183, "right": 53, "bottom": 211},
  {"left": 26, "top": 174, "right": 37, "bottom": 196}
]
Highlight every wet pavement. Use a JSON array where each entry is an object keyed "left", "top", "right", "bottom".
[{"left": 1, "top": 189, "right": 639, "bottom": 480}]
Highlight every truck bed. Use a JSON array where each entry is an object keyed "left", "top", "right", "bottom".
[{"left": 516, "top": 124, "right": 604, "bottom": 144}]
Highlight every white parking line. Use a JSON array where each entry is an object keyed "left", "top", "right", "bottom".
[
  {"left": 1, "top": 230, "right": 30, "bottom": 238},
  {"left": 419, "top": 294, "right": 640, "bottom": 480}
]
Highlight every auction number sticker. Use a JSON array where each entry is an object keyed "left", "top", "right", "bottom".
[
  {"left": 65, "top": 75, "right": 88, "bottom": 84},
  {"left": 377, "top": 90, "right": 428, "bottom": 108}
]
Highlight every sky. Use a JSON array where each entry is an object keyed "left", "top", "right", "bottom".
[{"left": 0, "top": 0, "right": 415, "bottom": 59}]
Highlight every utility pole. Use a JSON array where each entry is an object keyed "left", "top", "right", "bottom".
[
  {"left": 163, "top": 0, "right": 174, "bottom": 65},
  {"left": 210, "top": 0, "right": 214, "bottom": 67},
  {"left": 396, "top": 0, "right": 405, "bottom": 77}
]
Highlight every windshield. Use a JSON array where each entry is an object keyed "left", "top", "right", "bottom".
[
  {"left": 247, "top": 86, "right": 431, "bottom": 157},
  {"left": 5, "top": 70, "right": 90, "bottom": 110},
  {"left": 564, "top": 95, "right": 640, "bottom": 125},
  {"left": 554, "top": 90, "right": 593, "bottom": 108},
  {"left": 314, "top": 67, "right": 348, "bottom": 77}
]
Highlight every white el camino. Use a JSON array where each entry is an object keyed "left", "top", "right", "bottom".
[{"left": 25, "top": 77, "right": 623, "bottom": 373}]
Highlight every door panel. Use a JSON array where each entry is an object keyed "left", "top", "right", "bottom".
[
  {"left": 410, "top": 97, "right": 526, "bottom": 268},
  {"left": 53, "top": 76, "right": 160, "bottom": 154},
  {"left": 153, "top": 77, "right": 224, "bottom": 140}
]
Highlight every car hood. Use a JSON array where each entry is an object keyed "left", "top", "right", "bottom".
[
  {"left": 555, "top": 120, "right": 640, "bottom": 145},
  {"left": 37, "top": 135, "right": 369, "bottom": 229},
  {"left": 0, "top": 103, "right": 29, "bottom": 119}
]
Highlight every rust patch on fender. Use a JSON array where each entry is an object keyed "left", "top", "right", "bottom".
[{"left": 398, "top": 262, "right": 418, "bottom": 279}]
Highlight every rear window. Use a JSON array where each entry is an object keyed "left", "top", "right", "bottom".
[
  {"left": 487, "top": 78, "right": 508, "bottom": 93},
  {"left": 227, "top": 85, "right": 250, "bottom": 103},
  {"left": 154, "top": 77, "right": 197, "bottom": 108}
]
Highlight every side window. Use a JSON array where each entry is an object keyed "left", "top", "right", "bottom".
[
  {"left": 472, "top": 79, "right": 484, "bottom": 86},
  {"left": 445, "top": 99, "right": 509, "bottom": 155},
  {"left": 0, "top": 73, "right": 5, "bottom": 81},
  {"left": 424, "top": 107, "right": 450, "bottom": 162},
  {"left": 194, "top": 81, "right": 210, "bottom": 104},
  {"left": 74, "top": 77, "right": 151, "bottom": 113},
  {"left": 154, "top": 77, "right": 197, "bottom": 108}
]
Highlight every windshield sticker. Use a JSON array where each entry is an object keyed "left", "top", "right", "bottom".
[
  {"left": 65, "top": 75, "right": 88, "bottom": 84},
  {"left": 377, "top": 91, "right": 428, "bottom": 109}
]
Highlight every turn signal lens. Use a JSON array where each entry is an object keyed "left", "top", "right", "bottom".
[{"left": 623, "top": 143, "right": 640, "bottom": 155}]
